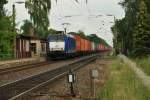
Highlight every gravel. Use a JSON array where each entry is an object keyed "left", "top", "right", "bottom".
[{"left": 21, "top": 57, "right": 112, "bottom": 100}]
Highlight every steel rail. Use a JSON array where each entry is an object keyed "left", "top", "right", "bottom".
[
  {"left": 0, "top": 55, "right": 97, "bottom": 100},
  {"left": 0, "top": 61, "right": 55, "bottom": 75}
]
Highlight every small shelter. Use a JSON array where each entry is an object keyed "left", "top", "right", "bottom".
[{"left": 15, "top": 34, "right": 47, "bottom": 58}]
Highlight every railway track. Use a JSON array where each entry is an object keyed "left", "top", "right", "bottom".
[
  {"left": 0, "top": 55, "right": 97, "bottom": 100},
  {"left": 0, "top": 61, "right": 55, "bottom": 75}
]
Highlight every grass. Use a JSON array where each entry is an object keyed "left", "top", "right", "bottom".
[
  {"left": 97, "top": 58, "right": 150, "bottom": 100},
  {"left": 134, "top": 57, "right": 150, "bottom": 76}
]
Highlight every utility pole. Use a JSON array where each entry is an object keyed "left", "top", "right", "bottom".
[
  {"left": 12, "top": 4, "right": 16, "bottom": 32},
  {"left": 12, "top": 1, "right": 25, "bottom": 58},
  {"left": 12, "top": 4, "right": 16, "bottom": 58},
  {"left": 12, "top": 1, "right": 25, "bottom": 32}
]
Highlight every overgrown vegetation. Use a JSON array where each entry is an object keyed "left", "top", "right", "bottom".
[
  {"left": 112, "top": 0, "right": 150, "bottom": 57},
  {"left": 0, "top": 0, "right": 16, "bottom": 59},
  {"left": 134, "top": 57, "right": 150, "bottom": 76},
  {"left": 97, "top": 58, "right": 150, "bottom": 100}
]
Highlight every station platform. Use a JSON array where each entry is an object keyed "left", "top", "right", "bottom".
[{"left": 0, "top": 57, "right": 46, "bottom": 70}]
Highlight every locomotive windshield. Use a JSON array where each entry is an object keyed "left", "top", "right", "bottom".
[{"left": 49, "top": 34, "right": 64, "bottom": 42}]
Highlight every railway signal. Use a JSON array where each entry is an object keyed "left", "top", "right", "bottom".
[
  {"left": 67, "top": 70, "right": 76, "bottom": 97},
  {"left": 91, "top": 69, "right": 99, "bottom": 97}
]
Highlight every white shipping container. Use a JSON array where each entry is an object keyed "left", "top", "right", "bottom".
[{"left": 92, "top": 42, "right": 95, "bottom": 51}]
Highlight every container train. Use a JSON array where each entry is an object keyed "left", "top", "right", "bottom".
[{"left": 46, "top": 33, "right": 108, "bottom": 59}]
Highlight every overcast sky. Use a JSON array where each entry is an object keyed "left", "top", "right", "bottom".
[{"left": 5, "top": 0, "right": 125, "bottom": 46}]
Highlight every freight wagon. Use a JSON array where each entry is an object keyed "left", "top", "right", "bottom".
[{"left": 47, "top": 33, "right": 108, "bottom": 59}]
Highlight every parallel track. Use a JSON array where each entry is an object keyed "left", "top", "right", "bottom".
[
  {"left": 0, "top": 61, "right": 55, "bottom": 75},
  {"left": 0, "top": 55, "right": 97, "bottom": 100}
]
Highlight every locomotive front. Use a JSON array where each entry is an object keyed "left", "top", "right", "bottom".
[{"left": 47, "top": 34, "right": 65, "bottom": 59}]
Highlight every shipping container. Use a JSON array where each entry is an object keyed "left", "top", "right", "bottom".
[
  {"left": 91, "top": 42, "right": 95, "bottom": 51},
  {"left": 99, "top": 43, "right": 104, "bottom": 50},
  {"left": 102, "top": 44, "right": 105, "bottom": 50},
  {"left": 99, "top": 44, "right": 102, "bottom": 50},
  {"left": 87, "top": 40, "right": 92, "bottom": 51},
  {"left": 73, "top": 35, "right": 81, "bottom": 52},
  {"left": 95, "top": 43, "right": 99, "bottom": 51},
  {"left": 84, "top": 39, "right": 88, "bottom": 51},
  {"left": 98, "top": 43, "right": 101, "bottom": 51},
  {"left": 89, "top": 41, "right": 92, "bottom": 51},
  {"left": 81, "top": 38, "right": 85, "bottom": 51}
]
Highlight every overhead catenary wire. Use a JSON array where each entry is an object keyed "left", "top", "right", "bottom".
[
  {"left": 54, "top": 0, "right": 101, "bottom": 21},
  {"left": 53, "top": 0, "right": 112, "bottom": 35},
  {"left": 52, "top": 0, "right": 63, "bottom": 20},
  {"left": 54, "top": 0, "right": 83, "bottom": 20}
]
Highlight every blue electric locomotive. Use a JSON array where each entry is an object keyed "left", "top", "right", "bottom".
[{"left": 47, "top": 33, "right": 76, "bottom": 59}]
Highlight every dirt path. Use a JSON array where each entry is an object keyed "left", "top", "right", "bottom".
[{"left": 118, "top": 54, "right": 150, "bottom": 90}]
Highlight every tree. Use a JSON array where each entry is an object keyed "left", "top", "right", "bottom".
[
  {"left": 112, "top": 0, "right": 150, "bottom": 57},
  {"left": 87, "top": 34, "right": 109, "bottom": 46},
  {"left": 21, "top": 20, "right": 33, "bottom": 35},
  {"left": 116, "top": 0, "right": 140, "bottom": 55},
  {"left": 132, "top": 0, "right": 150, "bottom": 57},
  {"left": 0, "top": 0, "right": 7, "bottom": 19},
  {"left": 0, "top": 0, "right": 16, "bottom": 59},
  {"left": 47, "top": 28, "right": 62, "bottom": 35},
  {"left": 145, "top": 0, "right": 150, "bottom": 13},
  {"left": 77, "top": 30, "right": 87, "bottom": 38},
  {"left": 0, "top": 16, "right": 16, "bottom": 58},
  {"left": 25, "top": 0, "right": 51, "bottom": 37},
  {"left": 25, "top": 0, "right": 80, "bottom": 38}
]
